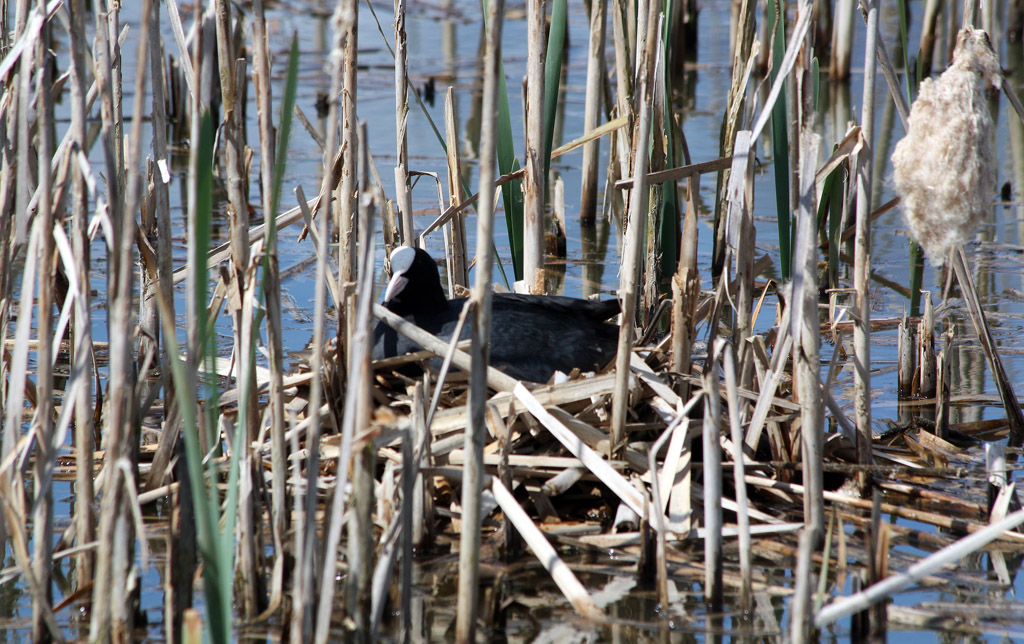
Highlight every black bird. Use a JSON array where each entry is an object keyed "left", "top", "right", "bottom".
[{"left": 372, "top": 246, "right": 620, "bottom": 383}]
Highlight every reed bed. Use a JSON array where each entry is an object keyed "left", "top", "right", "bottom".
[{"left": 4, "top": 0, "right": 1024, "bottom": 642}]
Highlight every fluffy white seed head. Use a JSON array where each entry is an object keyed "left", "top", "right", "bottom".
[{"left": 890, "top": 26, "right": 1000, "bottom": 267}]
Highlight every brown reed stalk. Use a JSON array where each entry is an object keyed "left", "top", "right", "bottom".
[
  {"left": 90, "top": 0, "right": 137, "bottom": 637},
  {"left": 250, "top": 0, "right": 289, "bottom": 615},
  {"left": 580, "top": 0, "right": 605, "bottom": 224},
  {"left": 13, "top": 0, "right": 30, "bottom": 248},
  {"left": 790, "top": 1, "right": 825, "bottom": 541},
  {"left": 918, "top": 291, "right": 935, "bottom": 397},
  {"left": 608, "top": 0, "right": 633, "bottom": 208},
  {"left": 31, "top": 7, "right": 55, "bottom": 638},
  {"left": 67, "top": 0, "right": 95, "bottom": 593},
  {"left": 394, "top": 0, "right": 413, "bottom": 244},
  {"left": 456, "top": 0, "right": 504, "bottom": 638},
  {"left": 853, "top": 0, "right": 878, "bottom": 480},
  {"left": 343, "top": 122, "right": 378, "bottom": 644},
  {"left": 610, "top": 4, "right": 659, "bottom": 458},
  {"left": 307, "top": 4, "right": 354, "bottom": 640},
  {"left": 713, "top": 0, "right": 755, "bottom": 281},
  {"left": 210, "top": 15, "right": 263, "bottom": 614},
  {"left": 339, "top": 0, "right": 359, "bottom": 350},
  {"left": 523, "top": 0, "right": 546, "bottom": 292},
  {"left": 444, "top": 88, "right": 469, "bottom": 289}
]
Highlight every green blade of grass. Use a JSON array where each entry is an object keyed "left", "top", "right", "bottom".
[
  {"left": 542, "top": 0, "right": 567, "bottom": 186},
  {"left": 175, "top": 108, "right": 232, "bottom": 644},
  {"left": 659, "top": 0, "right": 679, "bottom": 281},
  {"left": 769, "top": 0, "right": 791, "bottom": 281},
  {"left": 488, "top": 0, "right": 524, "bottom": 281}
]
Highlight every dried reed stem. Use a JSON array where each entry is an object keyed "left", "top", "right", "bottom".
[
  {"left": 610, "top": 5, "right": 659, "bottom": 458},
  {"left": 702, "top": 346, "right": 723, "bottom": 610},
  {"left": 457, "top": 0, "right": 504, "bottom": 638},
  {"left": 67, "top": 0, "right": 95, "bottom": 594},
  {"left": 90, "top": 0, "right": 136, "bottom": 637},
  {"left": 394, "top": 0, "right": 413, "bottom": 244},
  {"left": 853, "top": 0, "right": 878, "bottom": 477},
  {"left": 31, "top": 7, "right": 55, "bottom": 638},
  {"left": 523, "top": 0, "right": 546, "bottom": 291},
  {"left": 580, "top": 0, "right": 605, "bottom": 223},
  {"left": 250, "top": 0, "right": 288, "bottom": 613}
]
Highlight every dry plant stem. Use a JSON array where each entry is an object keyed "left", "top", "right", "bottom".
[
  {"left": 816, "top": 507, "right": 1024, "bottom": 628},
  {"left": 456, "top": 0, "right": 504, "bottom": 639},
  {"left": 394, "top": 0, "right": 413, "bottom": 244},
  {"left": 950, "top": 248, "right": 1024, "bottom": 445},
  {"left": 831, "top": 0, "right": 855, "bottom": 79},
  {"left": 291, "top": 129, "right": 334, "bottom": 644},
  {"left": 854, "top": 0, "right": 878, "bottom": 476},
  {"left": 143, "top": 0, "right": 176, "bottom": 493},
  {"left": 250, "top": 0, "right": 288, "bottom": 613},
  {"left": 32, "top": 11, "right": 55, "bottom": 638},
  {"left": 90, "top": 0, "right": 134, "bottom": 638},
  {"left": 444, "top": 88, "right": 469, "bottom": 288},
  {"left": 490, "top": 477, "right": 602, "bottom": 619},
  {"left": 523, "top": 0, "right": 546, "bottom": 291},
  {"left": 213, "top": 0, "right": 260, "bottom": 618},
  {"left": 793, "top": 31, "right": 824, "bottom": 539},
  {"left": 67, "top": 0, "right": 95, "bottom": 590},
  {"left": 610, "top": 5, "right": 658, "bottom": 459},
  {"left": 790, "top": 527, "right": 816, "bottom": 642},
  {"left": 609, "top": 0, "right": 633, "bottom": 186},
  {"left": 14, "top": 0, "right": 32, "bottom": 246},
  {"left": 580, "top": 0, "right": 605, "bottom": 223},
  {"left": 721, "top": 342, "right": 751, "bottom": 606},
  {"left": 344, "top": 123, "right": 379, "bottom": 643},
  {"left": 702, "top": 350, "right": 724, "bottom": 611},
  {"left": 339, "top": 0, "right": 359, "bottom": 350},
  {"left": 298, "top": 3, "right": 352, "bottom": 640}
]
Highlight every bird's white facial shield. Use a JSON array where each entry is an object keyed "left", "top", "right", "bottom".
[{"left": 384, "top": 246, "right": 416, "bottom": 303}]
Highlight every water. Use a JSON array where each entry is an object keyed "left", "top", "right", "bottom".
[{"left": 6, "top": 0, "right": 1024, "bottom": 641}]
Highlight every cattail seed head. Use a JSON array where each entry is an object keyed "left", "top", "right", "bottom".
[{"left": 891, "top": 27, "right": 1001, "bottom": 267}]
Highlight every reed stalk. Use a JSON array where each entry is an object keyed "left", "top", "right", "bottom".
[
  {"left": 721, "top": 342, "right": 751, "bottom": 606},
  {"left": 311, "top": 5, "right": 356, "bottom": 633},
  {"left": 67, "top": 0, "right": 95, "bottom": 595},
  {"left": 394, "top": 0, "right": 413, "bottom": 244},
  {"left": 90, "top": 0, "right": 135, "bottom": 637},
  {"left": 853, "top": 0, "right": 878, "bottom": 478},
  {"left": 793, "top": 4, "right": 824, "bottom": 540},
  {"left": 444, "top": 88, "right": 469, "bottom": 289},
  {"left": 610, "top": 4, "right": 659, "bottom": 458},
  {"left": 831, "top": 0, "right": 855, "bottom": 80},
  {"left": 250, "top": 0, "right": 289, "bottom": 614},
  {"left": 457, "top": 0, "right": 504, "bottom": 638},
  {"left": 702, "top": 346, "right": 723, "bottom": 610},
  {"left": 31, "top": 8, "right": 55, "bottom": 638},
  {"left": 580, "top": 0, "right": 606, "bottom": 223},
  {"left": 523, "top": 0, "right": 546, "bottom": 291},
  {"left": 142, "top": 0, "right": 176, "bottom": 496},
  {"left": 339, "top": 0, "right": 359, "bottom": 350}
]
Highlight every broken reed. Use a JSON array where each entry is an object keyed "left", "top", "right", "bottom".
[{"left": 3, "top": 0, "right": 1024, "bottom": 643}]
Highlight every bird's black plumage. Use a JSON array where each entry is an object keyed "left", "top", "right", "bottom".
[{"left": 372, "top": 247, "right": 620, "bottom": 383}]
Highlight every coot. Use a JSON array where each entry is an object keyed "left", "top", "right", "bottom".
[{"left": 372, "top": 246, "right": 620, "bottom": 383}]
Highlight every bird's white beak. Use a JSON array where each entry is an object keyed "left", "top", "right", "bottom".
[{"left": 383, "top": 273, "right": 409, "bottom": 303}]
